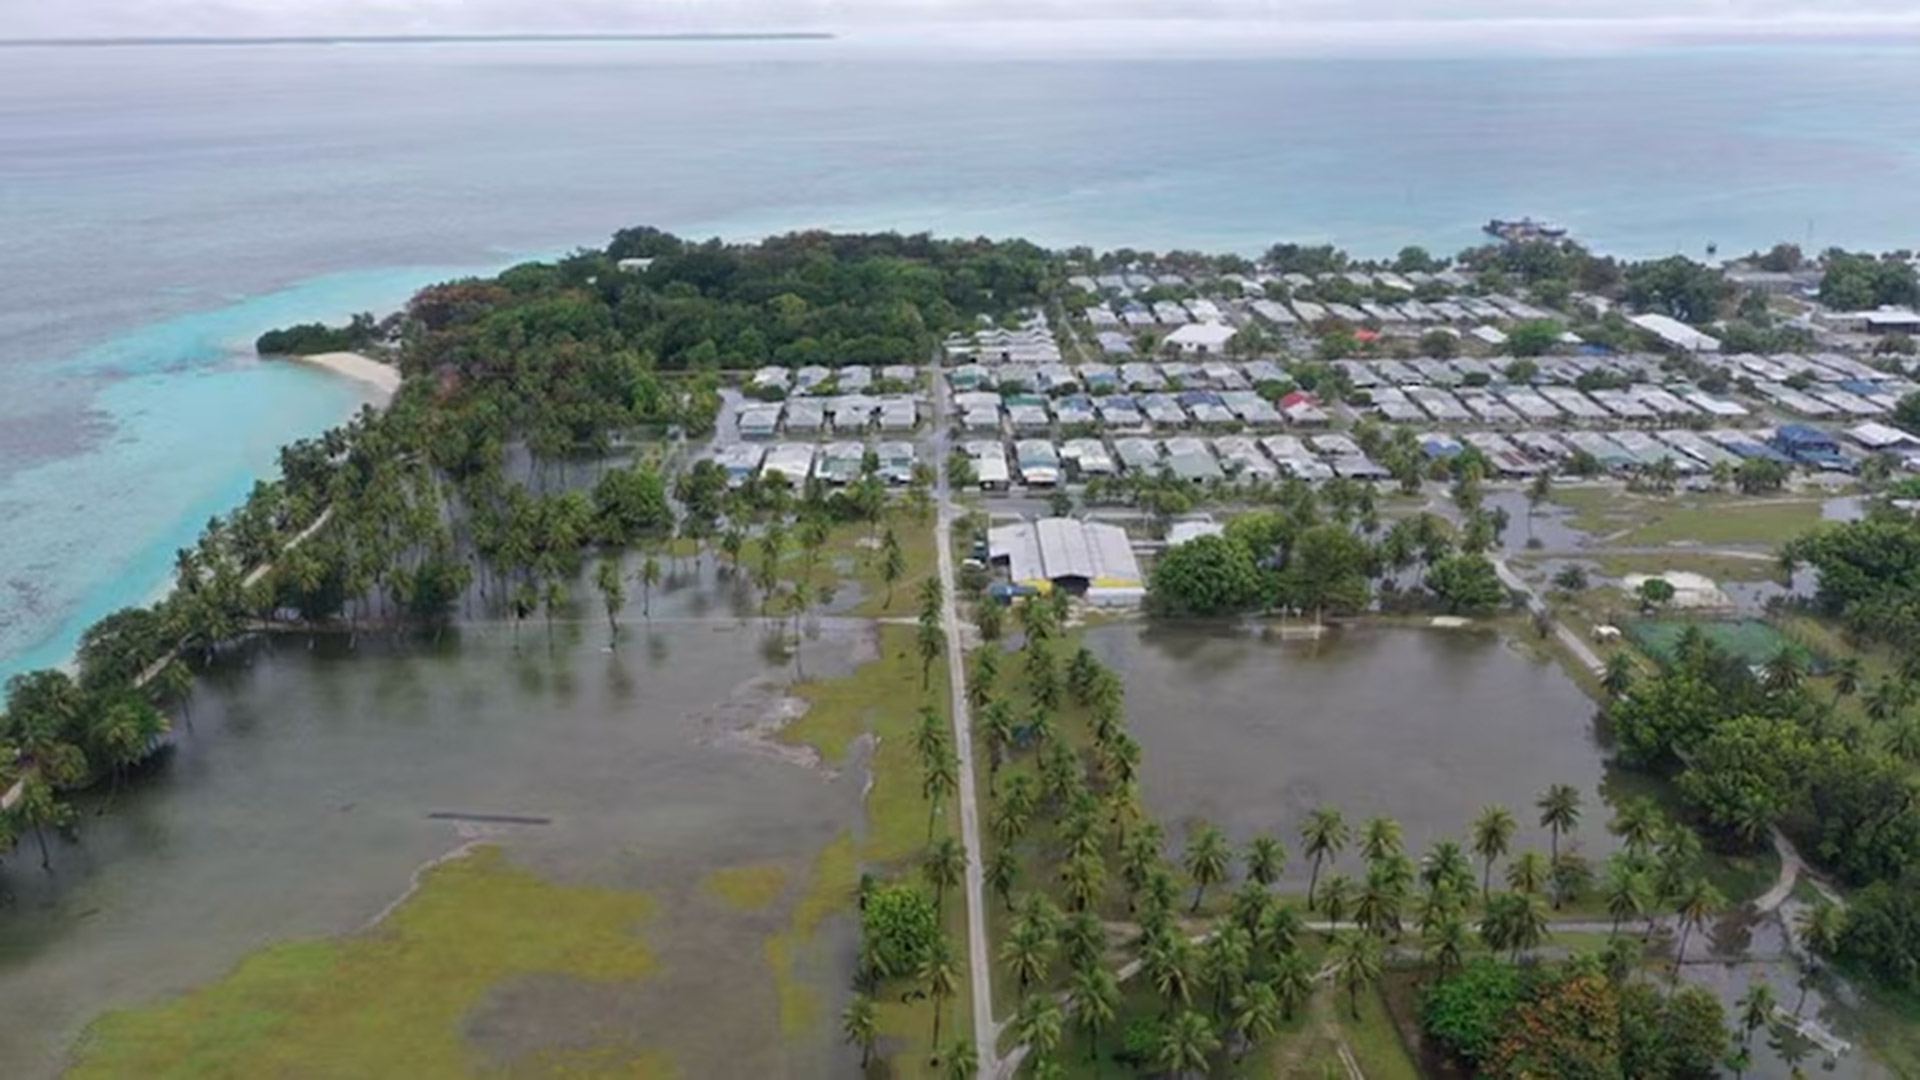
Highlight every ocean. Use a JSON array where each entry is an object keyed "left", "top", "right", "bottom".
[{"left": 4, "top": 32, "right": 1920, "bottom": 678}]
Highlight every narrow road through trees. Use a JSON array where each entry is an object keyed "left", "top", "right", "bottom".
[{"left": 931, "top": 359, "right": 997, "bottom": 1075}]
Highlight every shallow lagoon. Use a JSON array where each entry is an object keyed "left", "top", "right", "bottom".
[
  {"left": 0, "top": 613, "right": 866, "bottom": 1077},
  {"left": 1087, "top": 622, "right": 1616, "bottom": 872}
]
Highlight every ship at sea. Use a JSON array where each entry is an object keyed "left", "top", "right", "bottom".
[{"left": 1484, "top": 217, "right": 1569, "bottom": 243}]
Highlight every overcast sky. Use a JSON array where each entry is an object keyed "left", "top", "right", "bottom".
[{"left": 15, "top": 0, "right": 1920, "bottom": 39}]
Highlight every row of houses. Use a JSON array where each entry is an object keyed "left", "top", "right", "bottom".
[
  {"left": 735, "top": 396, "right": 920, "bottom": 438},
  {"left": 1366, "top": 383, "right": 1750, "bottom": 427},
  {"left": 950, "top": 389, "right": 1326, "bottom": 434},
  {"left": 950, "top": 416, "right": 1920, "bottom": 492},
  {"left": 948, "top": 358, "right": 1290, "bottom": 395},
  {"left": 943, "top": 318, "right": 1061, "bottom": 365},
  {"left": 957, "top": 433, "right": 1387, "bottom": 489},
  {"left": 748, "top": 364, "right": 919, "bottom": 396},
  {"left": 710, "top": 441, "right": 919, "bottom": 487}
]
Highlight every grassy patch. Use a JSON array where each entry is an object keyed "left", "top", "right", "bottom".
[
  {"left": 69, "top": 845, "right": 662, "bottom": 1079},
  {"left": 1615, "top": 499, "right": 1823, "bottom": 548},
  {"left": 785, "top": 622, "right": 941, "bottom": 767},
  {"left": 705, "top": 863, "right": 789, "bottom": 912},
  {"left": 1840, "top": 981, "right": 1920, "bottom": 1079},
  {"left": 1548, "top": 489, "right": 1823, "bottom": 548}
]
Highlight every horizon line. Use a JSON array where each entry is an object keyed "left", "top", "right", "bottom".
[{"left": 0, "top": 32, "right": 837, "bottom": 48}]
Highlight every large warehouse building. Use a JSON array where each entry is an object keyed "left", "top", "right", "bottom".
[{"left": 988, "top": 518, "right": 1144, "bottom": 606}]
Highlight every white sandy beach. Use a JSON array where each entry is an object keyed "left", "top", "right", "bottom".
[{"left": 299, "top": 351, "right": 402, "bottom": 401}]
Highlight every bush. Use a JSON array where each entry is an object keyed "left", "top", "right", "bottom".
[
  {"left": 1114, "top": 1016, "right": 1166, "bottom": 1067},
  {"left": 1421, "top": 960, "right": 1528, "bottom": 1068}
]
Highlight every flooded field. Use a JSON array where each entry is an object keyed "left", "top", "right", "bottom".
[
  {"left": 1086, "top": 622, "right": 1616, "bottom": 873},
  {"left": 0, "top": 612, "right": 867, "bottom": 1077}
]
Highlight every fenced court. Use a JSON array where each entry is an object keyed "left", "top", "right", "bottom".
[{"left": 1625, "top": 618, "right": 1819, "bottom": 670}]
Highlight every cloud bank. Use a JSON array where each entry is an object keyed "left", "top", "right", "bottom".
[{"left": 14, "top": 0, "right": 1920, "bottom": 39}]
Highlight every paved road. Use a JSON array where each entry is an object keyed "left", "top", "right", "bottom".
[
  {"left": 932, "top": 358, "right": 997, "bottom": 1076},
  {"left": 1493, "top": 555, "right": 1605, "bottom": 676}
]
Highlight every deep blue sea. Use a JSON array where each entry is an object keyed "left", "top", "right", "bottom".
[{"left": 4, "top": 33, "right": 1920, "bottom": 678}]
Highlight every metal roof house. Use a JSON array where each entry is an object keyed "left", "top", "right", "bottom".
[
  {"left": 1113, "top": 436, "right": 1162, "bottom": 473},
  {"left": 713, "top": 443, "right": 765, "bottom": 485},
  {"left": 988, "top": 518, "right": 1144, "bottom": 604},
  {"left": 965, "top": 440, "right": 1011, "bottom": 489},
  {"left": 1630, "top": 313, "right": 1722, "bottom": 352},
  {"left": 1165, "top": 321, "right": 1237, "bottom": 355},
  {"left": 737, "top": 403, "right": 783, "bottom": 439},
  {"left": 762, "top": 443, "right": 816, "bottom": 485},
  {"left": 1016, "top": 439, "right": 1062, "bottom": 486}
]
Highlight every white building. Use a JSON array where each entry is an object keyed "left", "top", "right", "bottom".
[{"left": 1164, "top": 321, "right": 1238, "bottom": 355}]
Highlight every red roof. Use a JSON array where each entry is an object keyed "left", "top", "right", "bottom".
[
  {"left": 1354, "top": 329, "right": 1381, "bottom": 343},
  {"left": 1279, "top": 390, "right": 1318, "bottom": 409}
]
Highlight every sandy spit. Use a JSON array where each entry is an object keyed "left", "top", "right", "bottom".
[{"left": 298, "top": 351, "right": 402, "bottom": 401}]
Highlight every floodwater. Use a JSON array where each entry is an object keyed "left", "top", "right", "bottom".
[
  {"left": 1682, "top": 903, "right": 1894, "bottom": 1080},
  {"left": 1087, "top": 622, "right": 1615, "bottom": 873},
  {"left": 0, "top": 597, "right": 867, "bottom": 1078}
]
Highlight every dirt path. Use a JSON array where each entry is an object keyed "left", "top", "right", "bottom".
[{"left": 932, "top": 358, "right": 996, "bottom": 1077}]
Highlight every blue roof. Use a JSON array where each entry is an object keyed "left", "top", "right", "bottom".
[{"left": 1775, "top": 424, "right": 1837, "bottom": 447}]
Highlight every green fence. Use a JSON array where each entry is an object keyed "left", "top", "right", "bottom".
[{"left": 1624, "top": 618, "right": 1819, "bottom": 670}]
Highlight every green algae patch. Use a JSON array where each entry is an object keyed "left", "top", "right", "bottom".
[
  {"left": 765, "top": 832, "right": 859, "bottom": 1038},
  {"left": 68, "top": 845, "right": 661, "bottom": 1079},
  {"left": 703, "top": 863, "right": 789, "bottom": 912}
]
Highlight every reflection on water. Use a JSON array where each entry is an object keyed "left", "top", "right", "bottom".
[
  {"left": 1088, "top": 622, "right": 1615, "bottom": 870},
  {"left": 0, "top": 617, "right": 865, "bottom": 1078}
]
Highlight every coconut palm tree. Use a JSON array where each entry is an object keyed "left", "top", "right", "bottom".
[
  {"left": 922, "top": 837, "right": 966, "bottom": 920},
  {"left": 1015, "top": 993, "right": 1065, "bottom": 1070},
  {"left": 1200, "top": 926, "right": 1251, "bottom": 1019},
  {"left": 1184, "top": 822, "right": 1232, "bottom": 914},
  {"left": 919, "top": 933, "right": 960, "bottom": 1052},
  {"left": 1319, "top": 872, "right": 1356, "bottom": 929},
  {"left": 1737, "top": 979, "right": 1778, "bottom": 1056},
  {"left": 1471, "top": 804, "right": 1518, "bottom": 903},
  {"left": 1608, "top": 797, "right": 1664, "bottom": 857},
  {"left": 1061, "top": 851, "right": 1107, "bottom": 913},
  {"left": 1829, "top": 656, "right": 1863, "bottom": 705},
  {"left": 1601, "top": 652, "right": 1635, "bottom": 700},
  {"left": 1061, "top": 910, "right": 1105, "bottom": 975},
  {"left": 1299, "top": 805, "right": 1351, "bottom": 911},
  {"left": 1506, "top": 851, "right": 1550, "bottom": 898},
  {"left": 1271, "top": 948, "right": 1314, "bottom": 1021},
  {"left": 1762, "top": 648, "right": 1805, "bottom": 695},
  {"left": 1671, "top": 877, "right": 1724, "bottom": 978},
  {"left": 593, "top": 557, "right": 625, "bottom": 642},
  {"left": 1359, "top": 816, "right": 1404, "bottom": 866},
  {"left": 1144, "top": 933, "right": 1194, "bottom": 1015},
  {"left": 1002, "top": 911, "right": 1057, "bottom": 1002},
  {"left": 1420, "top": 839, "right": 1474, "bottom": 896},
  {"left": 921, "top": 745, "right": 958, "bottom": 843},
  {"left": 841, "top": 992, "right": 878, "bottom": 1069},
  {"left": 942, "top": 1038, "right": 977, "bottom": 1080},
  {"left": 1536, "top": 783, "right": 1583, "bottom": 864},
  {"left": 1155, "top": 1010, "right": 1221, "bottom": 1079},
  {"left": 1864, "top": 675, "right": 1909, "bottom": 723},
  {"left": 1603, "top": 857, "right": 1652, "bottom": 937},
  {"left": 1423, "top": 913, "right": 1470, "bottom": 978},
  {"left": 1230, "top": 981, "right": 1283, "bottom": 1063},
  {"left": 1245, "top": 833, "right": 1286, "bottom": 888},
  {"left": 968, "top": 649, "right": 999, "bottom": 709},
  {"left": 1069, "top": 963, "right": 1120, "bottom": 1062},
  {"left": 1335, "top": 932, "right": 1383, "bottom": 1020},
  {"left": 1482, "top": 891, "right": 1550, "bottom": 963}
]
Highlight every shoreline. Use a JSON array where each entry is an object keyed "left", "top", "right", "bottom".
[{"left": 293, "top": 352, "right": 401, "bottom": 402}]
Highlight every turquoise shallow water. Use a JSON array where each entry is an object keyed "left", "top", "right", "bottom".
[
  {"left": 3, "top": 39, "right": 1919, "bottom": 676},
  {"left": 0, "top": 267, "right": 488, "bottom": 679}
]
